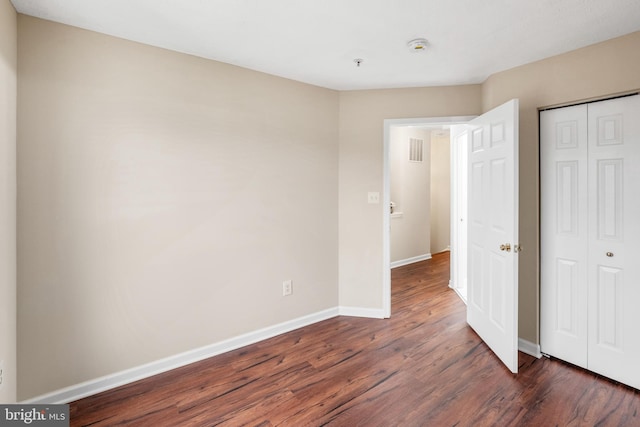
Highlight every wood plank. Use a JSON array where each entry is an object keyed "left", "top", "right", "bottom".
[{"left": 70, "top": 252, "right": 640, "bottom": 426}]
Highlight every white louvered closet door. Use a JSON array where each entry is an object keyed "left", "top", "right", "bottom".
[{"left": 541, "top": 94, "right": 640, "bottom": 390}]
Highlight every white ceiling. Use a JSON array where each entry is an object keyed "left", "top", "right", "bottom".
[{"left": 10, "top": 0, "right": 640, "bottom": 90}]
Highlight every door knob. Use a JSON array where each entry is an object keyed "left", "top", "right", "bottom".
[
  {"left": 606, "top": 252, "right": 614, "bottom": 257},
  {"left": 500, "top": 243, "right": 511, "bottom": 252}
]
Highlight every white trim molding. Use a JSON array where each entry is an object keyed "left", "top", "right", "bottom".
[
  {"left": 339, "top": 306, "right": 386, "bottom": 319},
  {"left": 22, "top": 307, "right": 340, "bottom": 404},
  {"left": 452, "top": 288, "right": 468, "bottom": 305},
  {"left": 390, "top": 253, "right": 432, "bottom": 269},
  {"left": 518, "top": 338, "right": 542, "bottom": 358}
]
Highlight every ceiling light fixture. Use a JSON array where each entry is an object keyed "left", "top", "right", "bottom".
[
  {"left": 354, "top": 58, "right": 364, "bottom": 67},
  {"left": 407, "top": 38, "right": 428, "bottom": 52}
]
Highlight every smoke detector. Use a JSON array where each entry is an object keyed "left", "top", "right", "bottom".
[{"left": 407, "top": 38, "right": 428, "bottom": 52}]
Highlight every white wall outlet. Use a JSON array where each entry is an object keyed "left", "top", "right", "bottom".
[
  {"left": 368, "top": 192, "right": 380, "bottom": 204},
  {"left": 282, "top": 280, "right": 293, "bottom": 296}
]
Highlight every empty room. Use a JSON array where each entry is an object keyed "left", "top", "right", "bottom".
[{"left": 1, "top": 0, "right": 640, "bottom": 425}]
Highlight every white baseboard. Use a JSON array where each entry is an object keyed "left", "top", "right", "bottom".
[
  {"left": 22, "top": 307, "right": 340, "bottom": 405},
  {"left": 339, "top": 306, "right": 386, "bottom": 319},
  {"left": 518, "top": 338, "right": 542, "bottom": 358},
  {"left": 452, "top": 288, "right": 468, "bottom": 305},
  {"left": 390, "top": 253, "right": 432, "bottom": 269}
]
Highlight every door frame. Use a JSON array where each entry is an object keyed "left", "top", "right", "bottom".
[
  {"left": 450, "top": 125, "right": 470, "bottom": 303},
  {"left": 382, "top": 116, "right": 476, "bottom": 317}
]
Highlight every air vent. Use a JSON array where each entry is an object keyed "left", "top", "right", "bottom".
[{"left": 409, "top": 138, "right": 423, "bottom": 162}]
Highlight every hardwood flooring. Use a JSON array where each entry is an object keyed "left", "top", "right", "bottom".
[{"left": 70, "top": 252, "right": 640, "bottom": 426}]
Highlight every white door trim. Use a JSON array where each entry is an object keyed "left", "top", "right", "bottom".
[{"left": 383, "top": 116, "right": 477, "bottom": 317}]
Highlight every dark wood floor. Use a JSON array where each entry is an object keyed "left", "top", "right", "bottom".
[{"left": 70, "top": 252, "right": 640, "bottom": 426}]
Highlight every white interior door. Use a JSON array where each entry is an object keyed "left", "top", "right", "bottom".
[
  {"left": 466, "top": 99, "right": 519, "bottom": 373},
  {"left": 587, "top": 95, "right": 640, "bottom": 389},
  {"left": 540, "top": 105, "right": 589, "bottom": 368}
]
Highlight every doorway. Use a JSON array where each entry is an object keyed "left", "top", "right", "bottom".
[
  {"left": 388, "top": 126, "right": 448, "bottom": 268},
  {"left": 384, "top": 100, "right": 520, "bottom": 373},
  {"left": 382, "top": 116, "right": 475, "bottom": 317}
]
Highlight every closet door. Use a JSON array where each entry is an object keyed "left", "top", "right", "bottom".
[
  {"left": 540, "top": 105, "right": 589, "bottom": 368},
  {"left": 587, "top": 95, "right": 640, "bottom": 389}
]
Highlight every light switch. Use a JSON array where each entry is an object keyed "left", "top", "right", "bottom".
[{"left": 368, "top": 192, "right": 380, "bottom": 204}]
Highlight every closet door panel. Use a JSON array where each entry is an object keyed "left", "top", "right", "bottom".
[
  {"left": 540, "top": 105, "right": 589, "bottom": 368},
  {"left": 587, "top": 95, "right": 640, "bottom": 390}
]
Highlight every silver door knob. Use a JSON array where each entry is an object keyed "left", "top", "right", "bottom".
[
  {"left": 500, "top": 243, "right": 511, "bottom": 252},
  {"left": 606, "top": 252, "right": 614, "bottom": 257}
]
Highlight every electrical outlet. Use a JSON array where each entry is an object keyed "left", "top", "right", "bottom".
[
  {"left": 0, "top": 359, "right": 4, "bottom": 389},
  {"left": 283, "top": 280, "right": 293, "bottom": 296}
]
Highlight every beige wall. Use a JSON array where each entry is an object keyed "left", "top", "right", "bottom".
[
  {"left": 0, "top": 0, "right": 17, "bottom": 404},
  {"left": 482, "top": 31, "right": 640, "bottom": 343},
  {"left": 17, "top": 16, "right": 339, "bottom": 400},
  {"left": 338, "top": 86, "right": 482, "bottom": 308},
  {"left": 390, "top": 127, "right": 431, "bottom": 263},
  {"left": 430, "top": 133, "right": 450, "bottom": 253}
]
